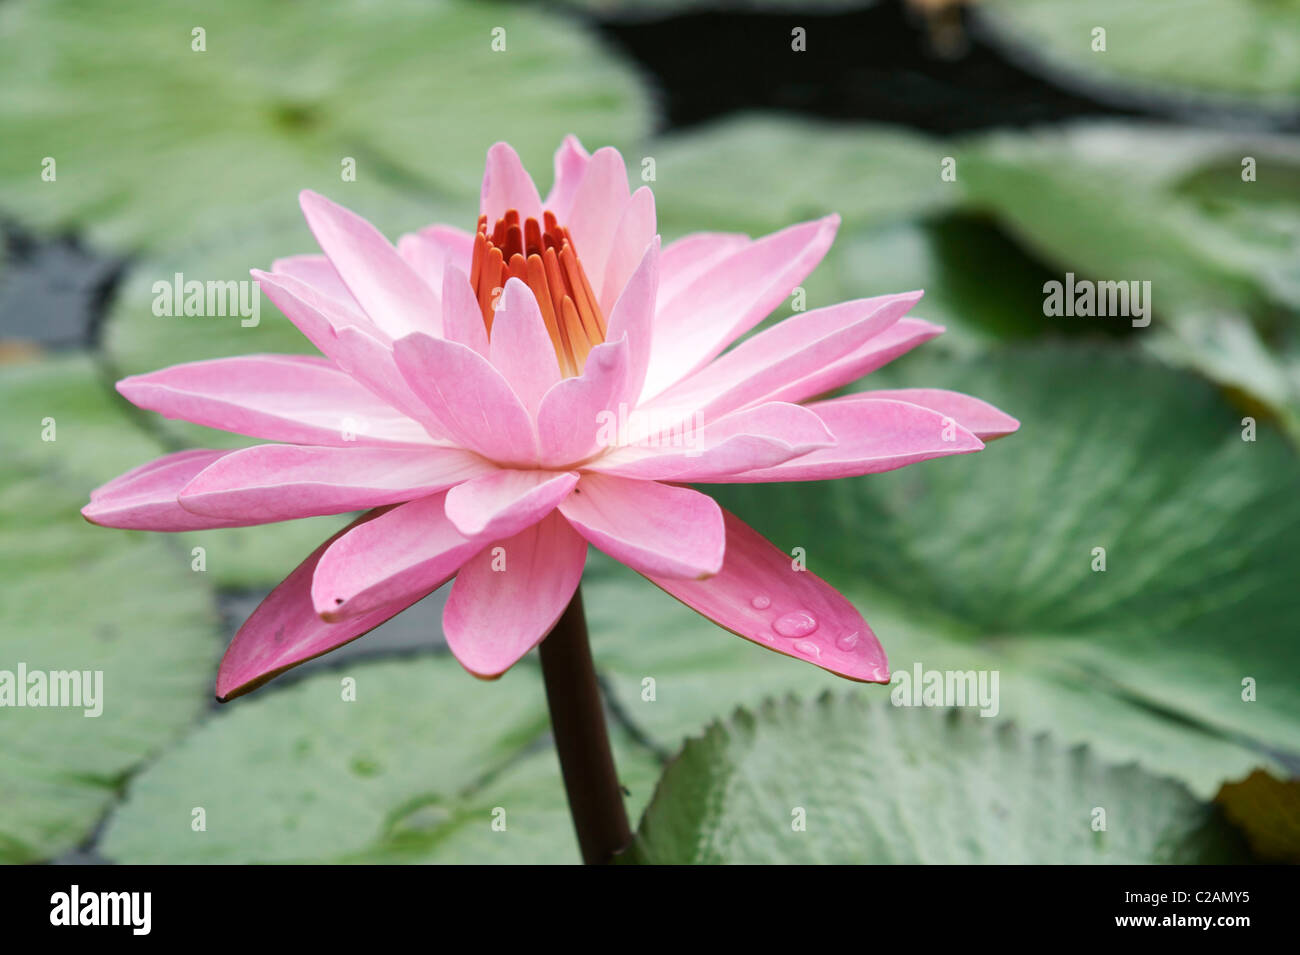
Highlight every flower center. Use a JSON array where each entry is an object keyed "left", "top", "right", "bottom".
[{"left": 470, "top": 209, "right": 607, "bottom": 377}]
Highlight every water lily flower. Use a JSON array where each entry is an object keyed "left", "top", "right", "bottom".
[{"left": 83, "top": 137, "right": 1018, "bottom": 702}]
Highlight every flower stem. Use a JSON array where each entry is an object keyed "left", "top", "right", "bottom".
[{"left": 538, "top": 586, "right": 631, "bottom": 864}]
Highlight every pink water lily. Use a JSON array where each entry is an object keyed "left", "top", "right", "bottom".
[{"left": 83, "top": 137, "right": 1018, "bottom": 701}]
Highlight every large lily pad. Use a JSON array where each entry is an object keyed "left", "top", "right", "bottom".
[
  {"left": 652, "top": 114, "right": 960, "bottom": 236},
  {"left": 0, "top": 0, "right": 650, "bottom": 250},
  {"left": 101, "top": 655, "right": 660, "bottom": 863},
  {"left": 959, "top": 122, "right": 1300, "bottom": 319},
  {"left": 583, "top": 557, "right": 1278, "bottom": 800},
  {"left": 625, "top": 695, "right": 1252, "bottom": 863},
  {"left": 972, "top": 0, "right": 1300, "bottom": 111},
  {"left": 0, "top": 456, "right": 218, "bottom": 863},
  {"left": 686, "top": 345, "right": 1300, "bottom": 795},
  {"left": 1145, "top": 312, "right": 1300, "bottom": 444},
  {"left": 0, "top": 354, "right": 166, "bottom": 479}
]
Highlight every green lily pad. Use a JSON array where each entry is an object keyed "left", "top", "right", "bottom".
[
  {"left": 100, "top": 655, "right": 660, "bottom": 863},
  {"left": 1145, "top": 313, "right": 1300, "bottom": 444},
  {"left": 0, "top": 0, "right": 650, "bottom": 250},
  {"left": 652, "top": 115, "right": 960, "bottom": 236},
  {"left": 0, "top": 354, "right": 167, "bottom": 479},
  {"left": 349, "top": 730, "right": 661, "bottom": 864},
  {"left": 973, "top": 0, "right": 1300, "bottom": 109},
  {"left": 625, "top": 695, "right": 1252, "bottom": 863},
  {"left": 690, "top": 345, "right": 1299, "bottom": 796},
  {"left": 0, "top": 458, "right": 219, "bottom": 863},
  {"left": 583, "top": 555, "right": 1277, "bottom": 800},
  {"left": 959, "top": 122, "right": 1300, "bottom": 320},
  {"left": 958, "top": 122, "right": 1300, "bottom": 432}
]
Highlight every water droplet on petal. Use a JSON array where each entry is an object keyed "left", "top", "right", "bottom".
[
  {"left": 773, "top": 610, "right": 818, "bottom": 639},
  {"left": 794, "top": 639, "right": 821, "bottom": 659},
  {"left": 751, "top": 594, "right": 771, "bottom": 610},
  {"left": 835, "top": 631, "right": 860, "bottom": 652}
]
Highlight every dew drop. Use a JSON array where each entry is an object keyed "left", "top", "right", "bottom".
[
  {"left": 751, "top": 594, "right": 771, "bottom": 610},
  {"left": 835, "top": 631, "right": 860, "bottom": 652},
  {"left": 773, "top": 610, "right": 818, "bottom": 639},
  {"left": 794, "top": 639, "right": 821, "bottom": 659}
]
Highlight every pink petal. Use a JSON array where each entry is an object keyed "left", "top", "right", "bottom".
[
  {"left": 443, "top": 468, "right": 579, "bottom": 539},
  {"left": 442, "top": 511, "right": 588, "bottom": 678},
  {"left": 645, "top": 509, "right": 888, "bottom": 682},
  {"left": 543, "top": 135, "right": 591, "bottom": 221},
  {"left": 270, "top": 254, "right": 361, "bottom": 311},
  {"left": 116, "top": 354, "right": 433, "bottom": 448},
  {"left": 178, "top": 444, "right": 492, "bottom": 522},
  {"left": 440, "top": 266, "right": 489, "bottom": 357},
  {"left": 535, "top": 336, "right": 630, "bottom": 468},
  {"left": 657, "top": 232, "right": 749, "bottom": 305},
  {"left": 254, "top": 265, "right": 373, "bottom": 350},
  {"left": 392, "top": 332, "right": 538, "bottom": 466},
  {"left": 254, "top": 268, "right": 444, "bottom": 436},
  {"left": 646, "top": 290, "right": 921, "bottom": 424},
  {"left": 641, "top": 215, "right": 840, "bottom": 400},
  {"left": 851, "top": 389, "right": 1021, "bottom": 439},
  {"left": 564, "top": 147, "right": 631, "bottom": 303},
  {"left": 599, "top": 186, "right": 657, "bottom": 315},
  {"left": 82, "top": 449, "right": 248, "bottom": 531},
  {"left": 396, "top": 224, "right": 474, "bottom": 291},
  {"left": 729, "top": 397, "right": 983, "bottom": 482},
  {"left": 216, "top": 511, "right": 437, "bottom": 700},
  {"left": 310, "top": 493, "right": 480, "bottom": 622},
  {"left": 589, "top": 402, "right": 834, "bottom": 481},
  {"left": 559, "top": 474, "right": 723, "bottom": 579},
  {"left": 480, "top": 142, "right": 544, "bottom": 225},
  {"left": 299, "top": 190, "right": 441, "bottom": 339},
  {"left": 602, "top": 238, "right": 659, "bottom": 405},
  {"left": 764, "top": 317, "right": 946, "bottom": 406},
  {"left": 329, "top": 324, "right": 451, "bottom": 440},
  {"left": 489, "top": 278, "right": 562, "bottom": 416}
]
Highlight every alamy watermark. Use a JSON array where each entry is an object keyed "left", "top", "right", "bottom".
[
  {"left": 152, "top": 272, "right": 260, "bottom": 327},
  {"left": 50, "top": 885, "right": 150, "bottom": 935},
  {"left": 594, "top": 403, "right": 704, "bottom": 455},
  {"left": 890, "top": 662, "right": 999, "bottom": 718},
  {"left": 1043, "top": 272, "right": 1151, "bottom": 328},
  {"left": 0, "top": 663, "right": 103, "bottom": 717}
]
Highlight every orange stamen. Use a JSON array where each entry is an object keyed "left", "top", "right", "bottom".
[{"left": 471, "top": 208, "right": 607, "bottom": 375}]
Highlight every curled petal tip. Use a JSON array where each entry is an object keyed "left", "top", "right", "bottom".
[{"left": 988, "top": 415, "right": 1021, "bottom": 440}]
